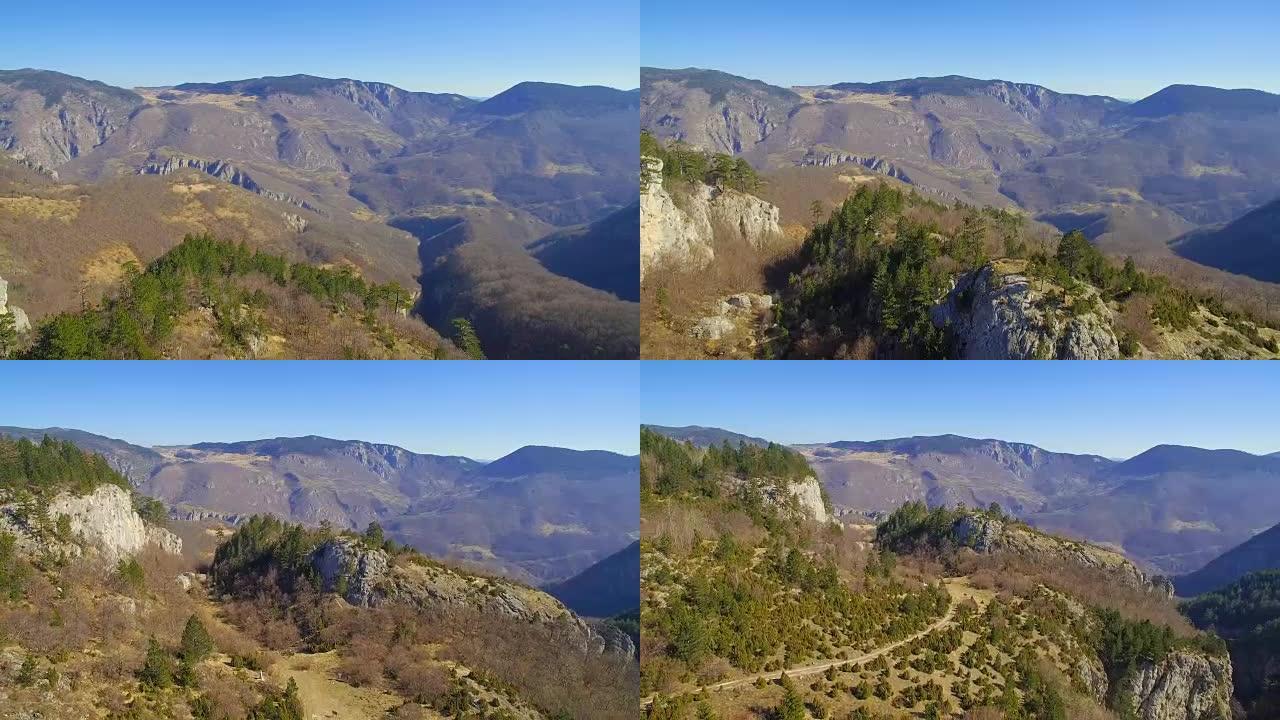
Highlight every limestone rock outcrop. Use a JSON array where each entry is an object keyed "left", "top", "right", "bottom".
[
  {"left": 139, "top": 156, "right": 321, "bottom": 214},
  {"left": 951, "top": 512, "right": 1167, "bottom": 595},
  {"left": 0, "top": 276, "right": 31, "bottom": 335},
  {"left": 47, "top": 485, "right": 182, "bottom": 562},
  {"left": 788, "top": 476, "right": 831, "bottom": 524},
  {"left": 1117, "top": 651, "right": 1233, "bottom": 720},
  {"left": 308, "top": 537, "right": 633, "bottom": 656},
  {"left": 732, "top": 474, "right": 831, "bottom": 525},
  {"left": 933, "top": 265, "right": 1120, "bottom": 360},
  {"left": 0, "top": 484, "right": 180, "bottom": 563},
  {"left": 689, "top": 292, "right": 774, "bottom": 342},
  {"left": 640, "top": 156, "right": 781, "bottom": 280}
]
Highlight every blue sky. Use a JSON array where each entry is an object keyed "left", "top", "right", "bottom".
[
  {"left": 0, "top": 361, "right": 638, "bottom": 459},
  {"left": 642, "top": 0, "right": 1280, "bottom": 98},
  {"left": 0, "top": 1, "right": 638, "bottom": 95},
  {"left": 642, "top": 362, "right": 1280, "bottom": 458}
]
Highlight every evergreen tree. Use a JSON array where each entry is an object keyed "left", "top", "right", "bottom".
[
  {"left": 777, "top": 674, "right": 806, "bottom": 720},
  {"left": 0, "top": 312, "right": 16, "bottom": 358},
  {"left": 139, "top": 636, "right": 174, "bottom": 689},
  {"left": 362, "top": 521, "right": 385, "bottom": 549},
  {"left": 451, "top": 317, "right": 485, "bottom": 359},
  {"left": 180, "top": 614, "right": 214, "bottom": 664}
]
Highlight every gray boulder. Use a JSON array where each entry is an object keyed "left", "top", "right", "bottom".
[{"left": 933, "top": 265, "right": 1119, "bottom": 360}]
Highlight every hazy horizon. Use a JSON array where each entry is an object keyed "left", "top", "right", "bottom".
[
  {"left": 0, "top": 0, "right": 638, "bottom": 96},
  {"left": 642, "top": 362, "right": 1280, "bottom": 458},
  {"left": 641, "top": 0, "right": 1280, "bottom": 98},
  {"left": 642, "top": 64, "right": 1278, "bottom": 101},
  {"left": 0, "top": 362, "right": 640, "bottom": 458}
]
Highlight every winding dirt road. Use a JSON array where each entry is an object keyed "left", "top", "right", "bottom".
[{"left": 642, "top": 592, "right": 958, "bottom": 707}]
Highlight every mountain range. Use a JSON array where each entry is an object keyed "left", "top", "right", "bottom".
[
  {"left": 0, "top": 68, "right": 640, "bottom": 358},
  {"left": 0, "top": 426, "right": 638, "bottom": 585},
  {"left": 646, "top": 425, "right": 1280, "bottom": 577},
  {"left": 641, "top": 67, "right": 1280, "bottom": 298},
  {"left": 1175, "top": 521, "right": 1280, "bottom": 596},
  {"left": 547, "top": 540, "right": 640, "bottom": 618}
]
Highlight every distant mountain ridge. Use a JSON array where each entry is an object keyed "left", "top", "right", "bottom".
[
  {"left": 643, "top": 424, "right": 1280, "bottom": 576},
  {"left": 0, "top": 67, "right": 639, "bottom": 358},
  {"left": 547, "top": 540, "right": 640, "bottom": 618},
  {"left": 642, "top": 66, "right": 1280, "bottom": 268},
  {"left": 1171, "top": 196, "right": 1280, "bottom": 282},
  {"left": 0, "top": 426, "right": 638, "bottom": 584},
  {"left": 640, "top": 424, "right": 774, "bottom": 448},
  {"left": 1176, "top": 522, "right": 1280, "bottom": 596}
]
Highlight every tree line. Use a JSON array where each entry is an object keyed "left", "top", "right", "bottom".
[
  {"left": 20, "top": 234, "right": 415, "bottom": 359},
  {"left": 641, "top": 131, "right": 762, "bottom": 193}
]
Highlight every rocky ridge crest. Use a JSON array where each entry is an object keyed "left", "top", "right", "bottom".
[
  {"left": 640, "top": 156, "right": 781, "bottom": 279},
  {"left": 0, "top": 483, "right": 181, "bottom": 563},
  {"left": 933, "top": 264, "right": 1120, "bottom": 359},
  {"left": 308, "top": 537, "right": 626, "bottom": 656},
  {"left": 952, "top": 512, "right": 1172, "bottom": 596}
]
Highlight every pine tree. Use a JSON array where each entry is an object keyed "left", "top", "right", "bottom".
[
  {"left": 139, "top": 636, "right": 174, "bottom": 689},
  {"left": 777, "top": 673, "right": 806, "bottom": 720},
  {"left": 451, "top": 318, "right": 485, "bottom": 359},
  {"left": 180, "top": 614, "right": 214, "bottom": 664},
  {"left": 0, "top": 313, "right": 16, "bottom": 359},
  {"left": 362, "top": 521, "right": 385, "bottom": 548}
]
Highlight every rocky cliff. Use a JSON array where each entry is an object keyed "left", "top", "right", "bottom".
[
  {"left": 1117, "top": 651, "right": 1234, "bottom": 720},
  {"left": 952, "top": 512, "right": 1171, "bottom": 596},
  {"left": 309, "top": 537, "right": 626, "bottom": 656},
  {"left": 0, "top": 275, "right": 31, "bottom": 335},
  {"left": 0, "top": 69, "right": 143, "bottom": 172},
  {"left": 933, "top": 264, "right": 1120, "bottom": 359},
  {"left": 0, "top": 484, "right": 180, "bottom": 563},
  {"left": 139, "top": 156, "right": 321, "bottom": 213},
  {"left": 789, "top": 476, "right": 831, "bottom": 524},
  {"left": 640, "top": 156, "right": 781, "bottom": 279}
]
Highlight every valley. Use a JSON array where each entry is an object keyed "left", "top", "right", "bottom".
[
  {"left": 639, "top": 68, "right": 1280, "bottom": 359},
  {"left": 0, "top": 426, "right": 640, "bottom": 587},
  {"left": 0, "top": 69, "right": 640, "bottom": 359},
  {"left": 0, "top": 435, "right": 638, "bottom": 719},
  {"left": 638, "top": 427, "right": 1239, "bottom": 720}
]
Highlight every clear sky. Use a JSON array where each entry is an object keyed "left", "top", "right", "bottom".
[
  {"left": 642, "top": 362, "right": 1279, "bottom": 458},
  {"left": 0, "top": 1, "right": 638, "bottom": 96},
  {"left": 641, "top": 0, "right": 1280, "bottom": 99},
  {"left": 0, "top": 361, "right": 638, "bottom": 459}
]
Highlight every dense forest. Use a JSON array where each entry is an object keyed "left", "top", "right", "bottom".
[
  {"left": 17, "top": 234, "right": 453, "bottom": 360},
  {"left": 641, "top": 130, "right": 762, "bottom": 193},
  {"left": 639, "top": 428, "right": 823, "bottom": 527},
  {"left": 778, "top": 182, "right": 1280, "bottom": 359},
  {"left": 1183, "top": 571, "right": 1280, "bottom": 717},
  {"left": 0, "top": 434, "right": 131, "bottom": 496}
]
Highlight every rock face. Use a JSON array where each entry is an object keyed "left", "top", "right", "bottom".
[
  {"left": 0, "top": 70, "right": 143, "bottom": 170},
  {"left": 308, "top": 537, "right": 629, "bottom": 656},
  {"left": 139, "top": 156, "right": 321, "bottom": 214},
  {"left": 802, "top": 151, "right": 913, "bottom": 182},
  {"left": 312, "top": 537, "right": 390, "bottom": 607},
  {"left": 1118, "top": 651, "right": 1233, "bottom": 720},
  {"left": 0, "top": 484, "right": 180, "bottom": 563},
  {"left": 592, "top": 621, "right": 637, "bottom": 658},
  {"left": 789, "top": 476, "right": 831, "bottom": 524},
  {"left": 735, "top": 474, "right": 831, "bottom": 525},
  {"left": 0, "top": 276, "right": 31, "bottom": 335},
  {"left": 46, "top": 485, "right": 182, "bottom": 562},
  {"left": 933, "top": 265, "right": 1120, "bottom": 360},
  {"left": 951, "top": 512, "right": 1168, "bottom": 595},
  {"left": 640, "top": 156, "right": 781, "bottom": 280}
]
